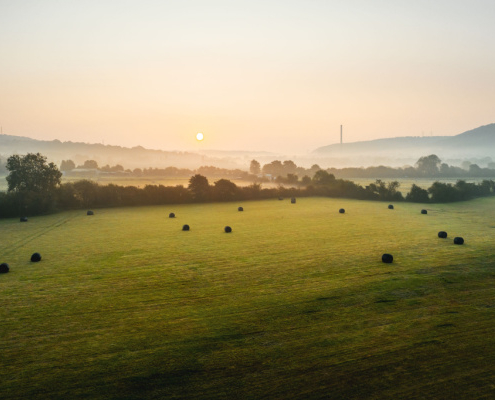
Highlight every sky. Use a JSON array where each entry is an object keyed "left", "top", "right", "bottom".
[{"left": 1, "top": 0, "right": 494, "bottom": 154}]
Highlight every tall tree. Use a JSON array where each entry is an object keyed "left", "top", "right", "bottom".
[
  {"left": 416, "top": 155, "right": 441, "bottom": 176},
  {"left": 188, "top": 174, "right": 210, "bottom": 201},
  {"left": 6, "top": 153, "right": 62, "bottom": 215},
  {"left": 250, "top": 159, "right": 261, "bottom": 175},
  {"left": 6, "top": 153, "right": 62, "bottom": 194}
]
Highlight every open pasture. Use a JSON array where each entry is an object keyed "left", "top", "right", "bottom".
[{"left": 1, "top": 197, "right": 495, "bottom": 399}]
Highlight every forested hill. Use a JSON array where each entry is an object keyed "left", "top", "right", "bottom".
[
  {"left": 0, "top": 134, "right": 239, "bottom": 170},
  {"left": 313, "top": 124, "right": 495, "bottom": 158}
]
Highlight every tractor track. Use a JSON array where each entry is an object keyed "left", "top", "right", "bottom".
[{"left": 2, "top": 213, "right": 80, "bottom": 257}]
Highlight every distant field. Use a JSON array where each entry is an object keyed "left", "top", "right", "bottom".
[{"left": 2, "top": 197, "right": 495, "bottom": 399}]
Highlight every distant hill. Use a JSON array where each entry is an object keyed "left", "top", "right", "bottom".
[
  {"left": 313, "top": 124, "right": 495, "bottom": 160},
  {"left": 0, "top": 135, "right": 246, "bottom": 170}
]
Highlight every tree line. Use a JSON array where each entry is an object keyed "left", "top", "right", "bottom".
[
  {"left": 18, "top": 153, "right": 495, "bottom": 183},
  {"left": 253, "top": 155, "right": 495, "bottom": 182},
  {"left": 1, "top": 153, "right": 495, "bottom": 218}
]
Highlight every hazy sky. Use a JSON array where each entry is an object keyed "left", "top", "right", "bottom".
[{"left": 1, "top": 0, "right": 494, "bottom": 154}]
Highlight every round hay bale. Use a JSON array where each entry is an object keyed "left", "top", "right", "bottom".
[
  {"left": 339, "top": 208, "right": 345, "bottom": 214},
  {"left": 182, "top": 224, "right": 190, "bottom": 231},
  {"left": 278, "top": 197, "right": 284, "bottom": 201},
  {"left": 238, "top": 207, "right": 243, "bottom": 212},
  {"left": 438, "top": 231, "right": 447, "bottom": 239},
  {"left": 169, "top": 212, "right": 175, "bottom": 218},
  {"left": 454, "top": 237, "right": 464, "bottom": 245},
  {"left": 20, "top": 217, "right": 28, "bottom": 222},
  {"left": 382, "top": 254, "right": 393, "bottom": 263},
  {"left": 224, "top": 226, "right": 232, "bottom": 233},
  {"left": 388, "top": 204, "right": 394, "bottom": 209},
  {"left": 421, "top": 209, "right": 427, "bottom": 214},
  {"left": 0, "top": 263, "right": 9, "bottom": 274},
  {"left": 87, "top": 210, "right": 94, "bottom": 216},
  {"left": 31, "top": 252, "right": 42, "bottom": 262},
  {"left": 291, "top": 198, "right": 296, "bottom": 204}
]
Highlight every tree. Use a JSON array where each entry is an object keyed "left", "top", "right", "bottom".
[
  {"left": 405, "top": 184, "right": 429, "bottom": 203},
  {"left": 312, "top": 170, "right": 335, "bottom": 185},
  {"left": 6, "top": 153, "right": 62, "bottom": 215},
  {"left": 301, "top": 175, "right": 312, "bottom": 185},
  {"left": 262, "top": 160, "right": 284, "bottom": 177},
  {"left": 469, "top": 164, "right": 482, "bottom": 176},
  {"left": 282, "top": 160, "right": 297, "bottom": 175},
  {"left": 428, "top": 182, "right": 459, "bottom": 202},
  {"left": 415, "top": 155, "right": 441, "bottom": 176},
  {"left": 286, "top": 173, "right": 299, "bottom": 184},
  {"left": 6, "top": 153, "right": 62, "bottom": 194},
  {"left": 188, "top": 174, "right": 210, "bottom": 201},
  {"left": 60, "top": 159, "right": 75, "bottom": 171},
  {"left": 250, "top": 159, "right": 261, "bottom": 175},
  {"left": 309, "top": 164, "right": 321, "bottom": 176},
  {"left": 213, "top": 179, "right": 238, "bottom": 201},
  {"left": 83, "top": 160, "right": 98, "bottom": 169}
]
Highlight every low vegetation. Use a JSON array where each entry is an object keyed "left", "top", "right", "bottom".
[{"left": 2, "top": 153, "right": 495, "bottom": 218}]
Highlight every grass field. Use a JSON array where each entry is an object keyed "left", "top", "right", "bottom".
[{"left": 1, "top": 197, "right": 495, "bottom": 399}]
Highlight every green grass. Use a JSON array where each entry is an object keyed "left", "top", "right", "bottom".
[{"left": 1, "top": 197, "right": 495, "bottom": 399}]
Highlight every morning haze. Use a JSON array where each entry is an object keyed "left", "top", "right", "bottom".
[
  {"left": 2, "top": 2, "right": 495, "bottom": 400},
  {"left": 1, "top": 1, "right": 494, "bottom": 154}
]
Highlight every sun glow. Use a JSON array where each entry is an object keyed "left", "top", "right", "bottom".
[{"left": 196, "top": 132, "right": 204, "bottom": 141}]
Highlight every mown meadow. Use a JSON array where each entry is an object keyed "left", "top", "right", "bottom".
[{"left": 1, "top": 197, "right": 495, "bottom": 399}]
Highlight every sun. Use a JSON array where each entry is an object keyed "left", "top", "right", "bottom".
[{"left": 196, "top": 132, "right": 204, "bottom": 141}]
